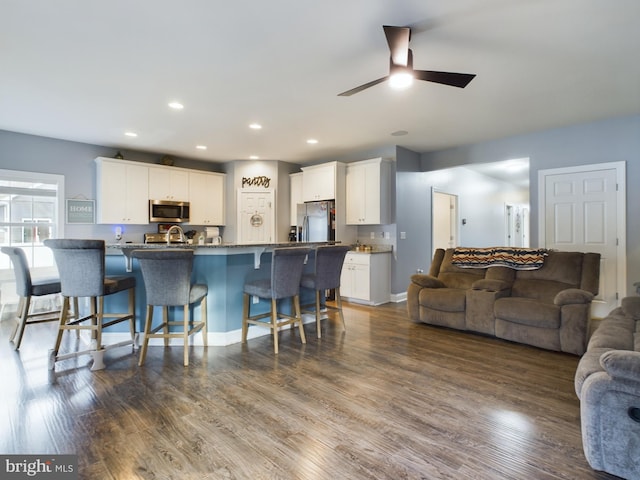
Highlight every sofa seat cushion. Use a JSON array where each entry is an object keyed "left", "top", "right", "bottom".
[
  {"left": 419, "top": 288, "right": 466, "bottom": 312},
  {"left": 494, "top": 297, "right": 560, "bottom": 329},
  {"left": 574, "top": 347, "right": 616, "bottom": 398}
]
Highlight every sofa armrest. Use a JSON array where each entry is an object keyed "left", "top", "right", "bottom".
[
  {"left": 554, "top": 288, "right": 594, "bottom": 306},
  {"left": 410, "top": 274, "right": 445, "bottom": 289},
  {"left": 600, "top": 350, "right": 640, "bottom": 382},
  {"left": 471, "top": 279, "right": 510, "bottom": 292}
]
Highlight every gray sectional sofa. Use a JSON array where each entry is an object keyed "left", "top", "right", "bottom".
[
  {"left": 574, "top": 296, "right": 640, "bottom": 480},
  {"left": 407, "top": 248, "right": 601, "bottom": 355}
]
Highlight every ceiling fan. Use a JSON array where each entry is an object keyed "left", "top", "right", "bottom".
[{"left": 338, "top": 25, "right": 476, "bottom": 96}]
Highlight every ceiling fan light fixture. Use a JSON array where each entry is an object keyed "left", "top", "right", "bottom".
[{"left": 389, "top": 71, "right": 413, "bottom": 90}]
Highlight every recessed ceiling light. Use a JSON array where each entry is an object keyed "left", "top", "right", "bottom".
[
  {"left": 249, "top": 155, "right": 260, "bottom": 160},
  {"left": 124, "top": 132, "right": 138, "bottom": 137},
  {"left": 306, "top": 138, "right": 318, "bottom": 144},
  {"left": 249, "top": 123, "right": 262, "bottom": 130},
  {"left": 196, "top": 145, "right": 207, "bottom": 150},
  {"left": 168, "top": 102, "right": 184, "bottom": 110}
]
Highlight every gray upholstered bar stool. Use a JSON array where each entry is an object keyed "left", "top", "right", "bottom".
[
  {"left": 44, "top": 239, "right": 136, "bottom": 371},
  {"left": 300, "top": 245, "right": 351, "bottom": 338},
  {"left": 242, "top": 247, "right": 311, "bottom": 354},
  {"left": 1, "top": 247, "right": 76, "bottom": 350},
  {"left": 131, "top": 249, "right": 207, "bottom": 367}
]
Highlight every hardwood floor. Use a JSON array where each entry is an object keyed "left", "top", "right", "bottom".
[{"left": 0, "top": 301, "right": 619, "bottom": 480}]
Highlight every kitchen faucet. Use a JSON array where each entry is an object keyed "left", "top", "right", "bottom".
[{"left": 166, "top": 225, "right": 185, "bottom": 244}]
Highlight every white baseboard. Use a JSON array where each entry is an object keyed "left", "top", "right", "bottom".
[
  {"left": 390, "top": 292, "right": 407, "bottom": 303},
  {"left": 101, "top": 313, "right": 318, "bottom": 347}
]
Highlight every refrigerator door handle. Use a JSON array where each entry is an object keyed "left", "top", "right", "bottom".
[{"left": 303, "top": 215, "right": 309, "bottom": 242}]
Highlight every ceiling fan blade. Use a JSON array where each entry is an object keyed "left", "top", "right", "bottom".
[
  {"left": 383, "top": 25, "right": 410, "bottom": 66},
  {"left": 337, "top": 76, "right": 388, "bottom": 96},
  {"left": 414, "top": 70, "right": 476, "bottom": 88}
]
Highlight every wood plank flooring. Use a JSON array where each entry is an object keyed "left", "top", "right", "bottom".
[{"left": 0, "top": 301, "right": 619, "bottom": 480}]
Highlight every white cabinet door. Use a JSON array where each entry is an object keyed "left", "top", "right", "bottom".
[
  {"left": 340, "top": 253, "right": 370, "bottom": 300},
  {"left": 302, "top": 163, "right": 336, "bottom": 201},
  {"left": 345, "top": 158, "right": 390, "bottom": 225},
  {"left": 340, "top": 252, "right": 390, "bottom": 305},
  {"left": 96, "top": 158, "right": 149, "bottom": 224},
  {"left": 149, "top": 167, "right": 189, "bottom": 200},
  {"left": 290, "top": 172, "right": 303, "bottom": 226},
  {"left": 188, "top": 171, "right": 225, "bottom": 225},
  {"left": 346, "top": 164, "right": 367, "bottom": 224}
]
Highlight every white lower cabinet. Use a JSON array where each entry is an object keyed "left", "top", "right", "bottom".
[{"left": 340, "top": 251, "right": 391, "bottom": 305}]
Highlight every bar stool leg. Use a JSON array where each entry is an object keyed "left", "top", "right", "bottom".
[
  {"left": 271, "top": 298, "right": 279, "bottom": 354},
  {"left": 335, "top": 287, "right": 346, "bottom": 331},
  {"left": 295, "top": 295, "right": 306, "bottom": 344},
  {"left": 315, "top": 290, "right": 322, "bottom": 339},
  {"left": 183, "top": 304, "right": 189, "bottom": 367},
  {"left": 11, "top": 296, "right": 30, "bottom": 350},
  {"left": 138, "top": 305, "right": 153, "bottom": 366},
  {"left": 241, "top": 294, "right": 250, "bottom": 344},
  {"left": 201, "top": 297, "right": 208, "bottom": 346}
]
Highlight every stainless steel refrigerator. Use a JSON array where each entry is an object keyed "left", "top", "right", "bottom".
[{"left": 296, "top": 200, "right": 336, "bottom": 242}]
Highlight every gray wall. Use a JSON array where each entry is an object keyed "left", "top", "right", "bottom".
[
  {"left": 416, "top": 114, "right": 640, "bottom": 296},
  {"left": 0, "top": 130, "right": 230, "bottom": 243}
]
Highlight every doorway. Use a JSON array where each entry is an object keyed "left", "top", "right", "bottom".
[{"left": 432, "top": 190, "right": 458, "bottom": 255}]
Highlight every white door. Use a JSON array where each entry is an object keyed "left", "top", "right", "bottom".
[
  {"left": 432, "top": 190, "right": 457, "bottom": 254},
  {"left": 237, "top": 190, "right": 275, "bottom": 244},
  {"left": 540, "top": 162, "right": 626, "bottom": 318}
]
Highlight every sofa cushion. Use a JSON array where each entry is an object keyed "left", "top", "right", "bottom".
[
  {"left": 511, "top": 278, "right": 572, "bottom": 303},
  {"left": 494, "top": 297, "right": 560, "bottom": 328},
  {"left": 419, "top": 288, "right": 467, "bottom": 312},
  {"left": 588, "top": 315, "right": 635, "bottom": 351}
]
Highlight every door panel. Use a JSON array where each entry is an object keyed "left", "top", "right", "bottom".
[
  {"left": 544, "top": 168, "right": 618, "bottom": 317},
  {"left": 238, "top": 190, "right": 274, "bottom": 244}
]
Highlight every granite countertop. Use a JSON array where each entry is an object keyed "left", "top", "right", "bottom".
[
  {"left": 348, "top": 245, "right": 393, "bottom": 254},
  {"left": 107, "top": 241, "right": 339, "bottom": 250}
]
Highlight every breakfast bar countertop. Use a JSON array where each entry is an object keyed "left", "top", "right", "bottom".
[{"left": 106, "top": 241, "right": 339, "bottom": 254}]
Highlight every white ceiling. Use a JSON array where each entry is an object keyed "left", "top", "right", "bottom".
[{"left": 1, "top": 1, "right": 639, "bottom": 166}]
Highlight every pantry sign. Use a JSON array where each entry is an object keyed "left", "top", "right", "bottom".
[{"left": 66, "top": 199, "right": 95, "bottom": 224}]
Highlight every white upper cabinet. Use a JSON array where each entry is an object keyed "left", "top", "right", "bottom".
[
  {"left": 345, "top": 158, "right": 391, "bottom": 225},
  {"left": 95, "top": 157, "right": 149, "bottom": 224},
  {"left": 302, "top": 162, "right": 339, "bottom": 201},
  {"left": 289, "top": 172, "right": 303, "bottom": 226},
  {"left": 188, "top": 171, "right": 226, "bottom": 225},
  {"left": 148, "top": 167, "right": 189, "bottom": 201}
]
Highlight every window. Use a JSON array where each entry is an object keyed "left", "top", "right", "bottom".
[{"left": 0, "top": 169, "right": 65, "bottom": 290}]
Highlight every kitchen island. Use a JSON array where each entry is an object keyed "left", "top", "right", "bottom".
[{"left": 104, "top": 242, "right": 336, "bottom": 345}]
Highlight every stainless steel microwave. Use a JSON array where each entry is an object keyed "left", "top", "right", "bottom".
[{"left": 149, "top": 200, "right": 190, "bottom": 223}]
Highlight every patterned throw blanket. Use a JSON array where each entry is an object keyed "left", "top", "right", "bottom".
[{"left": 451, "top": 247, "right": 548, "bottom": 270}]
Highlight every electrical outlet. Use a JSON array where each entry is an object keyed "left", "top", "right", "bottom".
[
  {"left": 114, "top": 226, "right": 122, "bottom": 241},
  {"left": 384, "top": 231, "right": 390, "bottom": 239},
  {"left": 370, "top": 232, "right": 375, "bottom": 239},
  {"left": 400, "top": 231, "right": 407, "bottom": 240}
]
